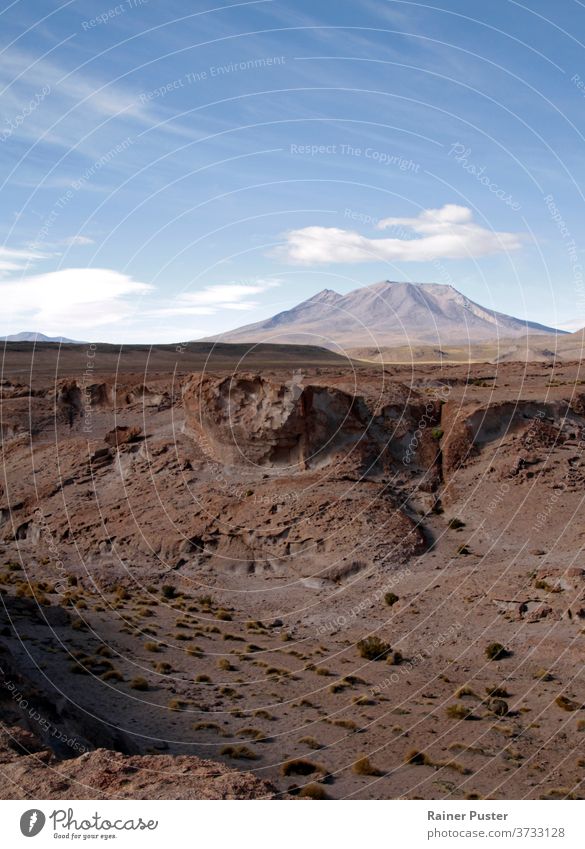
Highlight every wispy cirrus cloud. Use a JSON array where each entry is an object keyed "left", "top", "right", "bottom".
[
  {"left": 149, "top": 279, "right": 281, "bottom": 317},
  {"left": 280, "top": 204, "right": 524, "bottom": 264},
  {"left": 0, "top": 246, "right": 47, "bottom": 275},
  {"left": 62, "top": 236, "right": 95, "bottom": 246}
]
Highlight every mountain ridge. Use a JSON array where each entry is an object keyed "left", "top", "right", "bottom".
[
  {"left": 0, "top": 331, "right": 80, "bottom": 343},
  {"left": 204, "top": 280, "right": 563, "bottom": 350}
]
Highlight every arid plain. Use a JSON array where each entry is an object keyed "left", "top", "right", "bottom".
[{"left": 1, "top": 341, "right": 585, "bottom": 800}]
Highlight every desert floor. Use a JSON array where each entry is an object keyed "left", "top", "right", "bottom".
[{"left": 1, "top": 344, "right": 584, "bottom": 799}]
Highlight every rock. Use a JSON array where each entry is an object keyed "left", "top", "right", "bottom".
[
  {"left": 182, "top": 372, "right": 439, "bottom": 472},
  {"left": 0, "top": 739, "right": 276, "bottom": 799},
  {"left": 488, "top": 698, "right": 509, "bottom": 716},
  {"left": 104, "top": 425, "right": 142, "bottom": 447},
  {"left": 526, "top": 604, "right": 553, "bottom": 622}
]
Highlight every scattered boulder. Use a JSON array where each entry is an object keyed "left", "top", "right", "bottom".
[{"left": 104, "top": 425, "right": 142, "bottom": 447}]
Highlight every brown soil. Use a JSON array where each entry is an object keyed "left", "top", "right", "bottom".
[{"left": 1, "top": 347, "right": 585, "bottom": 800}]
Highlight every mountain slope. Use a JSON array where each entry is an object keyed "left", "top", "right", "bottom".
[
  {"left": 206, "top": 281, "right": 562, "bottom": 350},
  {"left": 0, "top": 331, "right": 80, "bottom": 343}
]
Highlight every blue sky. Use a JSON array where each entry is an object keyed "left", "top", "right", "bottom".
[{"left": 2, "top": 0, "right": 585, "bottom": 342}]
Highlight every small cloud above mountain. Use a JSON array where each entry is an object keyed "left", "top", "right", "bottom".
[
  {"left": 280, "top": 204, "right": 523, "bottom": 264},
  {"left": 148, "top": 279, "right": 282, "bottom": 318}
]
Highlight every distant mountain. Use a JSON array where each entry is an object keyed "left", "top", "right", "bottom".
[
  {"left": 0, "top": 331, "right": 80, "bottom": 343},
  {"left": 206, "top": 281, "right": 563, "bottom": 349}
]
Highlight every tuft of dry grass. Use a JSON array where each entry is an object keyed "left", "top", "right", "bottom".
[
  {"left": 404, "top": 749, "right": 432, "bottom": 766},
  {"left": 485, "top": 642, "right": 510, "bottom": 661},
  {"left": 446, "top": 703, "right": 475, "bottom": 720},
  {"left": 352, "top": 756, "right": 383, "bottom": 776},
  {"left": 168, "top": 698, "right": 189, "bottom": 711},
  {"left": 455, "top": 685, "right": 479, "bottom": 699},
  {"left": 221, "top": 745, "right": 258, "bottom": 760},
  {"left": 331, "top": 719, "right": 357, "bottom": 731},
  {"left": 556, "top": 694, "right": 582, "bottom": 712},
  {"left": 485, "top": 684, "right": 510, "bottom": 698},
  {"left": 193, "top": 721, "right": 221, "bottom": 732},
  {"left": 253, "top": 709, "right": 275, "bottom": 721},
  {"left": 299, "top": 737, "right": 323, "bottom": 750},
  {"left": 405, "top": 749, "right": 471, "bottom": 775},
  {"left": 281, "top": 758, "right": 324, "bottom": 777},
  {"left": 298, "top": 783, "right": 329, "bottom": 800},
  {"left": 357, "top": 636, "right": 392, "bottom": 661},
  {"left": 237, "top": 727, "right": 265, "bottom": 740},
  {"left": 102, "top": 669, "right": 124, "bottom": 682},
  {"left": 533, "top": 668, "right": 554, "bottom": 682}
]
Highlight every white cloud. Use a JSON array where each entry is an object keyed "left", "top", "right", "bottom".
[
  {"left": 0, "top": 246, "right": 47, "bottom": 274},
  {"left": 62, "top": 236, "right": 95, "bottom": 246},
  {"left": 0, "top": 48, "right": 144, "bottom": 120},
  {"left": 554, "top": 317, "right": 584, "bottom": 332},
  {"left": 281, "top": 204, "right": 523, "bottom": 264},
  {"left": 2, "top": 268, "right": 152, "bottom": 332},
  {"left": 149, "top": 279, "right": 281, "bottom": 317}
]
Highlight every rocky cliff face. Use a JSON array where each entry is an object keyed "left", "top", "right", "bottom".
[{"left": 182, "top": 372, "right": 441, "bottom": 474}]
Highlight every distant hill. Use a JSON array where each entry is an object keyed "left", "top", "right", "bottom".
[
  {"left": 0, "top": 340, "right": 352, "bottom": 383},
  {"left": 0, "top": 331, "right": 80, "bottom": 343},
  {"left": 206, "top": 280, "right": 563, "bottom": 350}
]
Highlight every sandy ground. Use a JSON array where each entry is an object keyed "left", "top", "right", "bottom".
[{"left": 1, "top": 349, "right": 584, "bottom": 800}]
